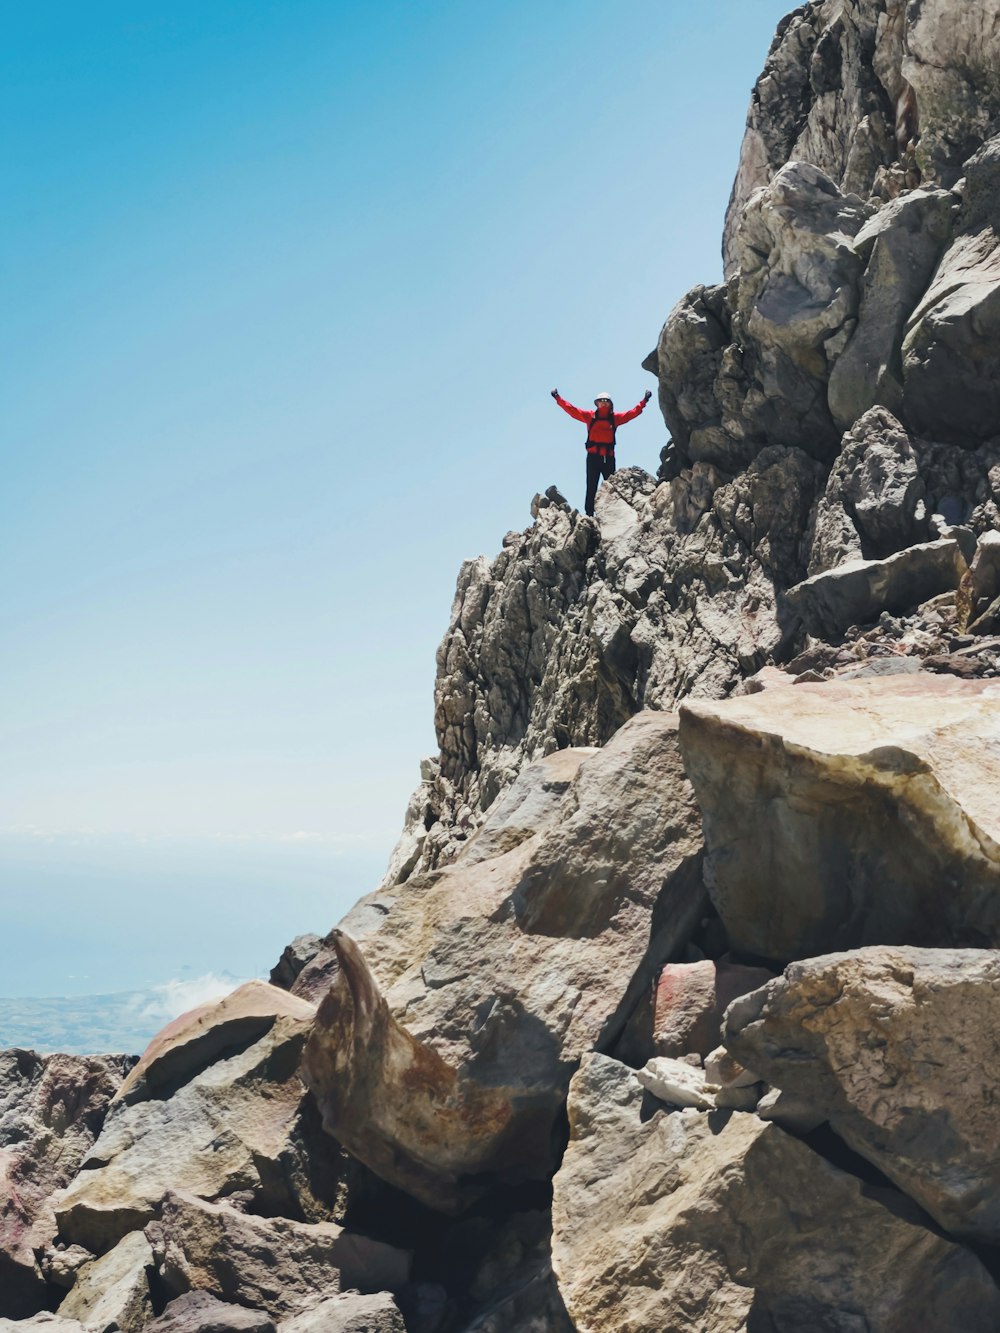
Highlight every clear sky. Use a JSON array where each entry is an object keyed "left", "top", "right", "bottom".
[{"left": 2, "top": 1, "right": 793, "bottom": 998}]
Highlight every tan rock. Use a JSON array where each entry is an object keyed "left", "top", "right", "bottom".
[
  {"left": 635, "top": 1057, "right": 715, "bottom": 1110},
  {"left": 551, "top": 1054, "right": 1000, "bottom": 1332},
  {"left": 679, "top": 675, "right": 1000, "bottom": 960},
  {"left": 146, "top": 1292, "right": 275, "bottom": 1333},
  {"left": 58, "top": 1230, "right": 152, "bottom": 1332},
  {"left": 53, "top": 1013, "right": 328, "bottom": 1253},
  {"left": 302, "top": 712, "right": 705, "bottom": 1211},
  {"left": 278, "top": 1293, "right": 405, "bottom": 1333},
  {"left": 726, "top": 946, "right": 1000, "bottom": 1241},
  {"left": 115, "top": 980, "right": 315, "bottom": 1104},
  {"left": 149, "top": 1191, "right": 409, "bottom": 1321}
]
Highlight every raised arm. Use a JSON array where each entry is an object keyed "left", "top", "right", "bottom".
[
  {"left": 551, "top": 389, "right": 592, "bottom": 425},
  {"left": 614, "top": 390, "right": 653, "bottom": 427}
]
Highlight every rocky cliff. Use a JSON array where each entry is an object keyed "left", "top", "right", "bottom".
[{"left": 8, "top": 2, "right": 1000, "bottom": 1329}]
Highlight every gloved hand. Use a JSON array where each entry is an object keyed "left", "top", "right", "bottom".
[
  {"left": 643, "top": 390, "right": 652, "bottom": 404},
  {"left": 551, "top": 389, "right": 559, "bottom": 399}
]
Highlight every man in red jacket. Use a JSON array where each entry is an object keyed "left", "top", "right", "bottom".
[{"left": 551, "top": 388, "right": 653, "bottom": 516}]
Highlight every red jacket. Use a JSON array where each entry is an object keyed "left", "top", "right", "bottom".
[{"left": 553, "top": 394, "right": 648, "bottom": 456}]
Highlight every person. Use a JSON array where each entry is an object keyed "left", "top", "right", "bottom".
[{"left": 551, "top": 388, "right": 653, "bottom": 516}]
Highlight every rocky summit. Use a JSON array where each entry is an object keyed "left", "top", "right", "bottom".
[{"left": 9, "top": 1, "right": 1000, "bottom": 1328}]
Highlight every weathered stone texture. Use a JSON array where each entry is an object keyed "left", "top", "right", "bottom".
[
  {"left": 726, "top": 946, "right": 1000, "bottom": 1242},
  {"left": 551, "top": 1054, "right": 1000, "bottom": 1333},
  {"left": 680, "top": 675, "right": 1000, "bottom": 962}
]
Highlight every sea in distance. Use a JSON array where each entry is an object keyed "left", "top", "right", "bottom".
[{"left": 0, "top": 830, "right": 385, "bottom": 1055}]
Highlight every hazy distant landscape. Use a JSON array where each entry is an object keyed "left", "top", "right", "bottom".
[{"left": 0, "top": 973, "right": 246, "bottom": 1056}]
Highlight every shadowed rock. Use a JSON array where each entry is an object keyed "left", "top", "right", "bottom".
[
  {"left": 148, "top": 1191, "right": 409, "bottom": 1321},
  {"left": 145, "top": 1292, "right": 275, "bottom": 1333},
  {"left": 57, "top": 1230, "right": 152, "bottom": 1333}
]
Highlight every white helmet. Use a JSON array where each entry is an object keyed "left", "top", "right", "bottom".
[{"left": 594, "top": 392, "right": 613, "bottom": 403}]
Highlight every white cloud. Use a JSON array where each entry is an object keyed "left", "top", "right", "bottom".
[{"left": 132, "top": 972, "right": 250, "bottom": 1024}]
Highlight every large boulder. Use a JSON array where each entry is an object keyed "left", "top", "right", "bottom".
[
  {"left": 52, "top": 1004, "right": 340, "bottom": 1253},
  {"left": 786, "top": 536, "right": 967, "bottom": 637},
  {"left": 725, "top": 946, "right": 1000, "bottom": 1243},
  {"left": 0, "top": 1050, "right": 132, "bottom": 1317},
  {"left": 827, "top": 188, "right": 954, "bottom": 429},
  {"left": 903, "top": 137, "right": 1000, "bottom": 442},
  {"left": 805, "top": 408, "right": 927, "bottom": 574},
  {"left": 148, "top": 1191, "right": 410, "bottom": 1322},
  {"left": 114, "top": 980, "right": 315, "bottom": 1104},
  {"left": 678, "top": 675, "right": 1000, "bottom": 962},
  {"left": 728, "top": 162, "right": 874, "bottom": 459},
  {"left": 551, "top": 1054, "right": 1000, "bottom": 1332},
  {"left": 302, "top": 710, "right": 706, "bottom": 1211}
]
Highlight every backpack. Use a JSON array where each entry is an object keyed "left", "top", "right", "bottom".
[{"left": 586, "top": 407, "right": 616, "bottom": 450}]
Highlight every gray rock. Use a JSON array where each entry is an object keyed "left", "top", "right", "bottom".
[
  {"left": 302, "top": 711, "right": 706, "bottom": 1212},
  {"left": 679, "top": 675, "right": 1000, "bottom": 961},
  {"left": 970, "top": 530, "right": 1000, "bottom": 615},
  {"left": 645, "top": 283, "right": 753, "bottom": 472},
  {"left": 146, "top": 1292, "right": 275, "bottom": 1333},
  {"left": 0, "top": 1050, "right": 132, "bottom": 1317},
  {"left": 729, "top": 162, "right": 874, "bottom": 459},
  {"left": 148, "top": 1191, "right": 410, "bottom": 1321},
  {"left": 726, "top": 946, "right": 1000, "bottom": 1242},
  {"left": 754, "top": 1087, "right": 825, "bottom": 1136},
  {"left": 903, "top": 137, "right": 1000, "bottom": 442},
  {"left": 551, "top": 1054, "right": 1000, "bottom": 1332},
  {"left": 786, "top": 538, "right": 967, "bottom": 637},
  {"left": 58, "top": 1231, "right": 152, "bottom": 1333},
  {"left": 269, "top": 934, "right": 324, "bottom": 991},
  {"left": 904, "top": 1, "right": 1000, "bottom": 188},
  {"left": 806, "top": 408, "right": 927, "bottom": 574},
  {"left": 277, "top": 1293, "right": 404, "bottom": 1333},
  {"left": 828, "top": 189, "right": 954, "bottom": 429},
  {"left": 723, "top": 0, "right": 900, "bottom": 275},
  {"left": 382, "top": 451, "right": 822, "bottom": 886}
]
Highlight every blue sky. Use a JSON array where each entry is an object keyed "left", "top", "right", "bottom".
[{"left": 2, "top": 1, "right": 793, "bottom": 998}]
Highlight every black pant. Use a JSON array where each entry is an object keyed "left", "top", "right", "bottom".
[{"left": 585, "top": 451, "right": 615, "bottom": 516}]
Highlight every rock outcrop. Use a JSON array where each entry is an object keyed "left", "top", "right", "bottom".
[
  {"left": 726, "top": 946, "right": 1000, "bottom": 1243},
  {"left": 0, "top": 1050, "right": 133, "bottom": 1316},
  {"left": 302, "top": 710, "right": 705, "bottom": 1211},
  {"left": 148, "top": 1191, "right": 409, "bottom": 1321},
  {"left": 551, "top": 1054, "right": 1000, "bottom": 1333}
]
